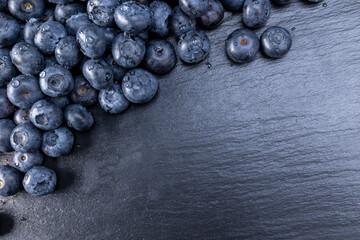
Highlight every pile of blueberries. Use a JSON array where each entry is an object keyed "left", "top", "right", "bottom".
[{"left": 0, "top": 0, "right": 323, "bottom": 198}]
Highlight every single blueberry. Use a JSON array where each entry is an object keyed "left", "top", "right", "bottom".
[
  {"left": 0, "top": 13, "right": 21, "bottom": 48},
  {"left": 64, "top": 104, "right": 93, "bottom": 131},
  {"left": 0, "top": 165, "right": 21, "bottom": 196},
  {"left": 121, "top": 68, "right": 158, "bottom": 104},
  {"left": 10, "top": 123, "right": 42, "bottom": 152},
  {"left": 220, "top": 0, "right": 244, "bottom": 11},
  {"left": 260, "top": 26, "right": 292, "bottom": 58},
  {"left": 8, "top": 0, "right": 45, "bottom": 21},
  {"left": 197, "top": 0, "right": 224, "bottom": 29},
  {"left": 169, "top": 6, "right": 196, "bottom": 37},
  {"left": 41, "top": 126, "right": 74, "bottom": 157},
  {"left": 23, "top": 18, "right": 43, "bottom": 45},
  {"left": 65, "top": 12, "right": 92, "bottom": 36},
  {"left": 55, "top": 36, "right": 82, "bottom": 69},
  {"left": 55, "top": 2, "right": 86, "bottom": 24},
  {"left": 30, "top": 99, "right": 63, "bottom": 131},
  {"left": 226, "top": 28, "right": 259, "bottom": 63},
  {"left": 179, "top": 0, "right": 209, "bottom": 18},
  {"left": 87, "top": 0, "right": 120, "bottom": 27},
  {"left": 0, "top": 54, "right": 18, "bottom": 88},
  {"left": 13, "top": 151, "right": 43, "bottom": 173},
  {"left": 149, "top": 1, "right": 172, "bottom": 37},
  {"left": 34, "top": 21, "right": 67, "bottom": 55},
  {"left": 99, "top": 83, "right": 129, "bottom": 114},
  {"left": 178, "top": 30, "right": 211, "bottom": 63},
  {"left": 105, "top": 53, "right": 127, "bottom": 82},
  {"left": 23, "top": 166, "right": 57, "bottom": 196},
  {"left": 0, "top": 119, "right": 16, "bottom": 152},
  {"left": 10, "top": 42, "right": 45, "bottom": 75},
  {"left": 111, "top": 33, "right": 146, "bottom": 69},
  {"left": 243, "top": 0, "right": 271, "bottom": 28},
  {"left": 39, "top": 66, "right": 74, "bottom": 97},
  {"left": 70, "top": 75, "right": 98, "bottom": 107},
  {"left": 76, "top": 24, "right": 107, "bottom": 59},
  {"left": 47, "top": 95, "right": 70, "bottom": 109},
  {"left": 0, "top": 88, "right": 16, "bottom": 119},
  {"left": 13, "top": 109, "right": 31, "bottom": 125},
  {"left": 144, "top": 39, "right": 177, "bottom": 75}
]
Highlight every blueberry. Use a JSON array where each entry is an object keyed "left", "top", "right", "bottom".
[
  {"left": 0, "top": 165, "right": 21, "bottom": 196},
  {"left": 261, "top": 26, "right": 292, "bottom": 58},
  {"left": 226, "top": 28, "right": 259, "bottom": 63},
  {"left": 114, "top": 1, "right": 151, "bottom": 34},
  {"left": 34, "top": 21, "right": 67, "bottom": 55},
  {"left": 23, "top": 18, "right": 43, "bottom": 45},
  {"left": 179, "top": 0, "right": 209, "bottom": 18},
  {"left": 76, "top": 24, "right": 106, "bottom": 59},
  {"left": 82, "top": 59, "right": 114, "bottom": 90},
  {"left": 70, "top": 75, "right": 98, "bottom": 107},
  {"left": 8, "top": 0, "right": 45, "bottom": 21},
  {"left": 41, "top": 126, "right": 74, "bottom": 157},
  {"left": 55, "top": 2, "right": 86, "bottom": 24},
  {"left": 149, "top": 1, "right": 172, "bottom": 37},
  {"left": 0, "top": 54, "right": 18, "bottom": 88},
  {"left": 243, "top": 0, "right": 271, "bottom": 28},
  {"left": 13, "top": 109, "right": 31, "bottom": 125},
  {"left": 47, "top": 95, "right": 70, "bottom": 109},
  {"left": 45, "top": 55, "right": 60, "bottom": 68},
  {"left": 10, "top": 42, "right": 45, "bottom": 75},
  {"left": 198, "top": 0, "right": 224, "bottom": 29},
  {"left": 42, "top": 8, "right": 55, "bottom": 22},
  {"left": 30, "top": 99, "right": 63, "bottom": 131},
  {"left": 0, "top": 119, "right": 16, "bottom": 152},
  {"left": 64, "top": 104, "right": 93, "bottom": 131},
  {"left": 0, "top": 13, "right": 21, "bottom": 48},
  {"left": 122, "top": 68, "right": 158, "bottom": 104},
  {"left": 169, "top": 6, "right": 196, "bottom": 37},
  {"left": 13, "top": 151, "right": 43, "bottom": 173},
  {"left": 144, "top": 39, "right": 176, "bottom": 75},
  {"left": 271, "top": 0, "right": 291, "bottom": 4},
  {"left": 65, "top": 12, "right": 92, "bottom": 36},
  {"left": 7, "top": 75, "right": 44, "bottom": 109},
  {"left": 87, "top": 0, "right": 120, "bottom": 27},
  {"left": 0, "top": 88, "right": 16, "bottom": 119},
  {"left": 105, "top": 53, "right": 127, "bottom": 81},
  {"left": 23, "top": 166, "right": 57, "bottom": 196},
  {"left": 111, "top": 34, "right": 146, "bottom": 69},
  {"left": 55, "top": 36, "right": 82, "bottom": 69},
  {"left": 102, "top": 27, "right": 120, "bottom": 50},
  {"left": 10, "top": 123, "right": 42, "bottom": 152},
  {"left": 99, "top": 83, "right": 129, "bottom": 114},
  {"left": 220, "top": 0, "right": 244, "bottom": 11},
  {"left": 178, "top": 30, "right": 211, "bottom": 63},
  {"left": 39, "top": 66, "right": 74, "bottom": 97}
]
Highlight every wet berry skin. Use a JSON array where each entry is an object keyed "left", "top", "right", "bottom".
[
  {"left": 0, "top": 119, "right": 16, "bottom": 152},
  {"left": 99, "top": 83, "right": 130, "bottom": 114},
  {"left": 76, "top": 24, "right": 107, "bottom": 59},
  {"left": 221, "top": 0, "right": 244, "bottom": 11},
  {"left": 122, "top": 68, "right": 158, "bottom": 104},
  {"left": 261, "top": 26, "right": 292, "bottom": 58},
  {"left": 149, "top": 1, "right": 172, "bottom": 37},
  {"left": 65, "top": 13, "right": 93, "bottom": 36},
  {"left": 0, "top": 88, "right": 16, "bottom": 119},
  {"left": 144, "top": 39, "right": 177, "bottom": 75},
  {"left": 34, "top": 21, "right": 67, "bottom": 55},
  {"left": 13, "top": 151, "right": 43, "bottom": 173},
  {"left": 23, "top": 166, "right": 57, "bottom": 196},
  {"left": 0, "top": 53, "right": 18, "bottom": 88},
  {"left": 55, "top": 36, "right": 82, "bottom": 69},
  {"left": 10, "top": 123, "right": 42, "bottom": 153},
  {"left": 112, "top": 34, "right": 146, "bottom": 69},
  {"left": 13, "top": 109, "right": 31, "bottom": 125},
  {"left": 114, "top": 1, "right": 151, "bottom": 34},
  {"left": 83, "top": 59, "right": 114, "bottom": 90},
  {"left": 87, "top": 0, "right": 120, "bottom": 27},
  {"left": 64, "top": 104, "right": 93, "bottom": 131},
  {"left": 243, "top": 0, "right": 271, "bottom": 28},
  {"left": 0, "top": 165, "right": 21, "bottom": 196},
  {"left": 23, "top": 18, "right": 43, "bottom": 45},
  {"left": 179, "top": 0, "right": 209, "bottom": 18},
  {"left": 55, "top": 2, "right": 86, "bottom": 24},
  {"left": 226, "top": 28, "right": 259, "bottom": 63},
  {"left": 7, "top": 75, "right": 44, "bottom": 109},
  {"left": 105, "top": 53, "right": 127, "bottom": 82},
  {"left": 70, "top": 75, "right": 98, "bottom": 107},
  {"left": 0, "top": 13, "right": 21, "bottom": 48},
  {"left": 198, "top": 0, "right": 224, "bottom": 29},
  {"left": 41, "top": 126, "right": 74, "bottom": 157},
  {"left": 169, "top": 6, "right": 196, "bottom": 37},
  {"left": 30, "top": 99, "right": 63, "bottom": 131},
  {"left": 8, "top": 0, "right": 45, "bottom": 21},
  {"left": 39, "top": 66, "right": 74, "bottom": 97},
  {"left": 178, "top": 30, "right": 211, "bottom": 64},
  {"left": 10, "top": 41, "right": 45, "bottom": 75}
]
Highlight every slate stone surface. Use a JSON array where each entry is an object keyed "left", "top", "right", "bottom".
[{"left": 1, "top": 1, "right": 359, "bottom": 239}]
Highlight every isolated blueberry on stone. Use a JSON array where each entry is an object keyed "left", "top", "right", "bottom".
[
  {"left": 260, "top": 26, "right": 292, "bottom": 58},
  {"left": 226, "top": 28, "right": 259, "bottom": 63},
  {"left": 23, "top": 166, "right": 57, "bottom": 196}
]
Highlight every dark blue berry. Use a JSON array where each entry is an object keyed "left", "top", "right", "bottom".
[
  {"left": 47, "top": 95, "right": 70, "bottom": 109},
  {"left": 8, "top": 0, "right": 45, "bottom": 21},
  {"left": 99, "top": 83, "right": 129, "bottom": 114},
  {"left": 114, "top": 1, "right": 151, "bottom": 34},
  {"left": 272, "top": 0, "right": 291, "bottom": 4},
  {"left": 178, "top": 30, "right": 211, "bottom": 63},
  {"left": 243, "top": 0, "right": 271, "bottom": 28},
  {"left": 261, "top": 26, "right": 292, "bottom": 58},
  {"left": 226, "top": 28, "right": 259, "bottom": 63},
  {"left": 10, "top": 41, "right": 45, "bottom": 75},
  {"left": 220, "top": 0, "right": 244, "bottom": 11},
  {"left": 13, "top": 109, "right": 31, "bottom": 125},
  {"left": 30, "top": 99, "right": 63, "bottom": 131},
  {"left": 64, "top": 104, "right": 93, "bottom": 131},
  {"left": 39, "top": 66, "right": 74, "bottom": 97},
  {"left": 7, "top": 75, "right": 44, "bottom": 109},
  {"left": 0, "top": 13, "right": 21, "bottom": 48},
  {"left": 34, "top": 21, "right": 67, "bottom": 55},
  {"left": 87, "top": 0, "right": 119, "bottom": 27},
  {"left": 198, "top": 0, "right": 224, "bottom": 29},
  {"left": 41, "top": 126, "right": 74, "bottom": 157},
  {"left": 179, "top": 0, "right": 209, "bottom": 18},
  {"left": 65, "top": 12, "right": 92, "bottom": 36},
  {"left": 55, "top": 36, "right": 82, "bottom": 69},
  {"left": 10, "top": 123, "right": 42, "bottom": 152},
  {"left": 149, "top": 1, "right": 172, "bottom": 37},
  {"left": 105, "top": 53, "right": 127, "bottom": 82},
  {"left": 0, "top": 53, "right": 18, "bottom": 88},
  {"left": 45, "top": 55, "right": 60, "bottom": 68},
  {"left": 0, "top": 119, "right": 16, "bottom": 152},
  {"left": 102, "top": 27, "right": 120, "bottom": 50},
  {"left": 13, "top": 151, "right": 43, "bottom": 173},
  {"left": 0, "top": 0, "right": 7, "bottom": 11},
  {"left": 23, "top": 166, "right": 57, "bottom": 196},
  {"left": 55, "top": 2, "right": 86, "bottom": 24},
  {"left": 70, "top": 75, "right": 98, "bottom": 107},
  {"left": 76, "top": 24, "right": 106, "bottom": 59},
  {"left": 122, "top": 68, "right": 158, "bottom": 104},
  {"left": 23, "top": 18, "right": 43, "bottom": 45},
  {"left": 144, "top": 39, "right": 176, "bottom": 75},
  {"left": 0, "top": 88, "right": 16, "bottom": 119},
  {"left": 169, "top": 6, "right": 196, "bottom": 37},
  {"left": 0, "top": 165, "right": 21, "bottom": 196},
  {"left": 82, "top": 59, "right": 114, "bottom": 90},
  {"left": 111, "top": 34, "right": 146, "bottom": 69}
]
